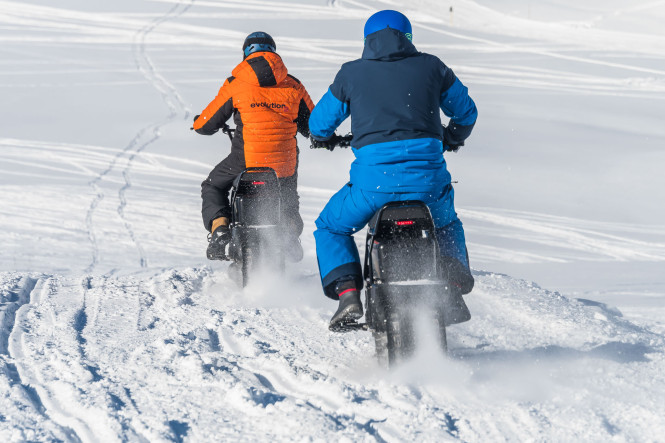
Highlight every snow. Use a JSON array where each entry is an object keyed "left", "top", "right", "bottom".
[{"left": 1, "top": 0, "right": 664, "bottom": 441}]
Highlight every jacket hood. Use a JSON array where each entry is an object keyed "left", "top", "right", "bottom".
[
  {"left": 362, "top": 27, "right": 418, "bottom": 61},
  {"left": 232, "top": 51, "right": 288, "bottom": 86}
]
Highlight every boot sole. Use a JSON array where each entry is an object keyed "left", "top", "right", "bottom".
[
  {"left": 206, "top": 250, "right": 229, "bottom": 261},
  {"left": 329, "top": 305, "right": 363, "bottom": 330}
]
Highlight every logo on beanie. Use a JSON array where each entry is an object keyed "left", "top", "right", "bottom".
[{"left": 251, "top": 102, "right": 288, "bottom": 110}]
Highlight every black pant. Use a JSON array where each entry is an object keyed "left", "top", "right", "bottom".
[{"left": 201, "top": 151, "right": 303, "bottom": 239}]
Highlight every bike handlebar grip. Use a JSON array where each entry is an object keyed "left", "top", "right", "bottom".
[
  {"left": 310, "top": 133, "right": 352, "bottom": 150},
  {"left": 190, "top": 114, "right": 201, "bottom": 130},
  {"left": 332, "top": 134, "right": 353, "bottom": 148}
]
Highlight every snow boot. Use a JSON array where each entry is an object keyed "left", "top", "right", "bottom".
[
  {"left": 329, "top": 279, "right": 363, "bottom": 332},
  {"left": 206, "top": 217, "right": 231, "bottom": 261},
  {"left": 284, "top": 236, "right": 303, "bottom": 263},
  {"left": 441, "top": 286, "right": 471, "bottom": 326}
]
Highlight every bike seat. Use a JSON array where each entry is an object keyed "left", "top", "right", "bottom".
[{"left": 368, "top": 200, "right": 434, "bottom": 236}]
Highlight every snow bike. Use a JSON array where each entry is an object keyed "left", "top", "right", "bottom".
[
  {"left": 226, "top": 166, "right": 284, "bottom": 288},
  {"left": 216, "top": 125, "right": 284, "bottom": 288},
  {"left": 329, "top": 135, "right": 452, "bottom": 367}
]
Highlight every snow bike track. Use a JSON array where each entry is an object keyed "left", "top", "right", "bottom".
[{"left": 3, "top": 268, "right": 665, "bottom": 441}]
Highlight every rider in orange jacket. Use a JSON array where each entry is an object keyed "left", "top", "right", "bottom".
[{"left": 193, "top": 32, "right": 314, "bottom": 262}]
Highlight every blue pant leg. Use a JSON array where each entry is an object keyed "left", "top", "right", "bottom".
[
  {"left": 314, "top": 184, "right": 382, "bottom": 298},
  {"left": 420, "top": 184, "right": 468, "bottom": 266},
  {"left": 423, "top": 185, "right": 474, "bottom": 293},
  {"left": 436, "top": 219, "right": 474, "bottom": 293},
  {"left": 422, "top": 183, "right": 458, "bottom": 228},
  {"left": 436, "top": 219, "right": 470, "bottom": 269}
]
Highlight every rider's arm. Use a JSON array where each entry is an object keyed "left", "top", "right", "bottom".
[
  {"left": 439, "top": 65, "right": 478, "bottom": 146},
  {"left": 193, "top": 77, "right": 234, "bottom": 135},
  {"left": 294, "top": 81, "right": 315, "bottom": 138},
  {"left": 308, "top": 69, "right": 350, "bottom": 141}
]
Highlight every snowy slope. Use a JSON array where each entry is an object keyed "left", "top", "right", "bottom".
[
  {"left": 3, "top": 270, "right": 664, "bottom": 441},
  {"left": 1, "top": 0, "right": 665, "bottom": 441}
]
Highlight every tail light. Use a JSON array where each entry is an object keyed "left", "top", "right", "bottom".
[{"left": 395, "top": 220, "right": 415, "bottom": 226}]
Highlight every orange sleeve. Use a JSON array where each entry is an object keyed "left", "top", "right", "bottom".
[{"left": 193, "top": 78, "right": 234, "bottom": 135}]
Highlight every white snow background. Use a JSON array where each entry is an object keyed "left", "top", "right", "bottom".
[{"left": 1, "top": 0, "right": 665, "bottom": 441}]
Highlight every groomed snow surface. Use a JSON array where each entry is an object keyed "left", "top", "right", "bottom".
[{"left": 2, "top": 0, "right": 665, "bottom": 441}]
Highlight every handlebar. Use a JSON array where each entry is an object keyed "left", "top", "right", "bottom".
[
  {"left": 222, "top": 123, "right": 235, "bottom": 142},
  {"left": 190, "top": 114, "right": 235, "bottom": 142},
  {"left": 310, "top": 133, "right": 352, "bottom": 151},
  {"left": 330, "top": 134, "right": 353, "bottom": 148}
]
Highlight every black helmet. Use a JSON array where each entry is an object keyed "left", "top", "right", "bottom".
[{"left": 243, "top": 32, "right": 276, "bottom": 58}]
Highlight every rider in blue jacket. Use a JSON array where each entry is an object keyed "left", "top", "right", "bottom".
[{"left": 309, "top": 10, "right": 478, "bottom": 330}]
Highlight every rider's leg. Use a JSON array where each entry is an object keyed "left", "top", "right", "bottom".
[
  {"left": 314, "top": 184, "right": 383, "bottom": 300},
  {"left": 436, "top": 219, "right": 474, "bottom": 293},
  {"left": 201, "top": 151, "right": 245, "bottom": 232},
  {"left": 202, "top": 152, "right": 244, "bottom": 260},
  {"left": 278, "top": 174, "right": 304, "bottom": 237},
  {"left": 421, "top": 184, "right": 473, "bottom": 324},
  {"left": 421, "top": 184, "right": 473, "bottom": 293},
  {"left": 435, "top": 218, "right": 473, "bottom": 325},
  {"left": 279, "top": 173, "right": 305, "bottom": 262},
  {"left": 315, "top": 184, "right": 380, "bottom": 327}
]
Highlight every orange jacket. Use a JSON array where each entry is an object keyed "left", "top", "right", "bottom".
[{"left": 193, "top": 52, "right": 314, "bottom": 178}]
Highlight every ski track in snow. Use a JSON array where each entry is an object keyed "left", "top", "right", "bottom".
[
  {"left": 2, "top": 0, "right": 665, "bottom": 440},
  {"left": 0, "top": 276, "right": 81, "bottom": 441},
  {"left": 119, "top": 0, "right": 196, "bottom": 268},
  {"left": 87, "top": 0, "right": 194, "bottom": 273},
  {"left": 2, "top": 269, "right": 664, "bottom": 441}
]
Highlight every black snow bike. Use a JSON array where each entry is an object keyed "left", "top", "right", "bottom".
[
  {"left": 220, "top": 125, "right": 285, "bottom": 288},
  {"left": 325, "top": 134, "right": 455, "bottom": 367}
]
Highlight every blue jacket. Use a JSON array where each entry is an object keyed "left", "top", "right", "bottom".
[{"left": 309, "top": 28, "right": 477, "bottom": 193}]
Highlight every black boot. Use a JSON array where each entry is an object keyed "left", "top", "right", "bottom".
[
  {"left": 329, "top": 279, "right": 363, "bottom": 332},
  {"left": 442, "top": 286, "right": 471, "bottom": 326},
  {"left": 284, "top": 236, "right": 303, "bottom": 263},
  {"left": 206, "top": 225, "right": 231, "bottom": 261}
]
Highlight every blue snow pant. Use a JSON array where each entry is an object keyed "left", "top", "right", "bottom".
[{"left": 314, "top": 183, "right": 473, "bottom": 300}]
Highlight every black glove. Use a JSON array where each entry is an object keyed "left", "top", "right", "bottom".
[
  {"left": 310, "top": 135, "right": 336, "bottom": 151},
  {"left": 190, "top": 114, "right": 200, "bottom": 131},
  {"left": 446, "top": 141, "right": 464, "bottom": 152},
  {"left": 442, "top": 123, "right": 467, "bottom": 153}
]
